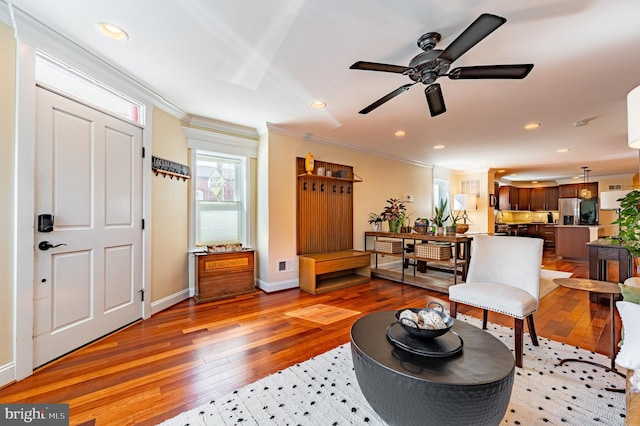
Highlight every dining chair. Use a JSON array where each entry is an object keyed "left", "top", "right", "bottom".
[{"left": 449, "top": 235, "right": 544, "bottom": 367}]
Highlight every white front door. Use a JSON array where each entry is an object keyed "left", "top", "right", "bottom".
[{"left": 33, "top": 87, "right": 143, "bottom": 367}]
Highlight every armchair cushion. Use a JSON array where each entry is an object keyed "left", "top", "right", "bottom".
[{"left": 449, "top": 282, "right": 537, "bottom": 319}]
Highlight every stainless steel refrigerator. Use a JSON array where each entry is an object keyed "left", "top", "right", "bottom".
[{"left": 559, "top": 198, "right": 579, "bottom": 225}]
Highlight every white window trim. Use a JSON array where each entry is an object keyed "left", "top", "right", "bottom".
[{"left": 183, "top": 127, "right": 258, "bottom": 296}]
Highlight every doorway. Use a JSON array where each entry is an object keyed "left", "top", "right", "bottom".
[{"left": 33, "top": 86, "right": 144, "bottom": 367}]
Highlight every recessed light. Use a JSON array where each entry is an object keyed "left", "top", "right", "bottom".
[
  {"left": 498, "top": 169, "right": 506, "bottom": 173},
  {"left": 557, "top": 148, "right": 569, "bottom": 153},
  {"left": 394, "top": 130, "right": 406, "bottom": 137},
  {"left": 532, "top": 181, "right": 538, "bottom": 184},
  {"left": 433, "top": 145, "right": 445, "bottom": 149},
  {"left": 311, "top": 100, "right": 326, "bottom": 109},
  {"left": 572, "top": 176, "right": 581, "bottom": 179},
  {"left": 524, "top": 122, "right": 541, "bottom": 130},
  {"left": 510, "top": 173, "right": 518, "bottom": 177},
  {"left": 98, "top": 22, "right": 129, "bottom": 41}
]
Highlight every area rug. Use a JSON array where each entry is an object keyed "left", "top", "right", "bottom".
[
  {"left": 540, "top": 269, "right": 572, "bottom": 298},
  {"left": 160, "top": 315, "right": 626, "bottom": 426}
]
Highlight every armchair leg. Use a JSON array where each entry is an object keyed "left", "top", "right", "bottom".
[
  {"left": 482, "top": 309, "right": 488, "bottom": 330},
  {"left": 449, "top": 300, "right": 458, "bottom": 317},
  {"left": 526, "top": 315, "right": 539, "bottom": 346},
  {"left": 514, "top": 318, "right": 523, "bottom": 368}
]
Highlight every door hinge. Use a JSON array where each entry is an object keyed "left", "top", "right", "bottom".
[
  {"left": 142, "top": 218, "right": 145, "bottom": 230},
  {"left": 142, "top": 147, "right": 146, "bottom": 158},
  {"left": 139, "top": 289, "right": 144, "bottom": 302}
]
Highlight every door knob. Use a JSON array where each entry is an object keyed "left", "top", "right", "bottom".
[{"left": 38, "top": 241, "right": 67, "bottom": 251}]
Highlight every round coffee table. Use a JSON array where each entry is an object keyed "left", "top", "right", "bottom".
[{"left": 350, "top": 311, "right": 515, "bottom": 426}]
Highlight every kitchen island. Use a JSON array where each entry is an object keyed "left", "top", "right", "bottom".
[{"left": 555, "top": 225, "right": 604, "bottom": 261}]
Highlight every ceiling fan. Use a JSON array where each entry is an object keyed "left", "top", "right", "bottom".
[{"left": 350, "top": 13, "right": 533, "bottom": 117}]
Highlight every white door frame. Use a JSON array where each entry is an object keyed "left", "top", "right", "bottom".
[{"left": 14, "top": 42, "right": 153, "bottom": 380}]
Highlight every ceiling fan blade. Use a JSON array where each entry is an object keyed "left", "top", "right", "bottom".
[
  {"left": 448, "top": 64, "right": 534, "bottom": 79},
  {"left": 350, "top": 61, "right": 410, "bottom": 74},
  {"left": 425, "top": 83, "right": 446, "bottom": 117},
  {"left": 438, "top": 13, "right": 506, "bottom": 63},
  {"left": 358, "top": 83, "right": 415, "bottom": 114}
]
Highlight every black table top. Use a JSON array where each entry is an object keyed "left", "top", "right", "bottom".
[{"left": 351, "top": 311, "right": 515, "bottom": 386}]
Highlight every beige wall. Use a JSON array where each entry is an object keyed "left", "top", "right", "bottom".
[
  {"left": 259, "top": 131, "right": 444, "bottom": 287},
  {"left": 150, "top": 107, "right": 190, "bottom": 301},
  {"left": 0, "top": 22, "right": 15, "bottom": 367}
]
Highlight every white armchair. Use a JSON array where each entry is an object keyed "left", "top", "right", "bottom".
[{"left": 449, "top": 235, "right": 544, "bottom": 367}]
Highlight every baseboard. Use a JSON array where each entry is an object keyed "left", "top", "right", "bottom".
[
  {"left": 0, "top": 362, "right": 15, "bottom": 389},
  {"left": 257, "top": 277, "right": 299, "bottom": 293},
  {"left": 150, "top": 288, "right": 191, "bottom": 316}
]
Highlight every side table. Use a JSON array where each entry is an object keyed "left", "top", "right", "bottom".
[{"left": 552, "top": 278, "right": 625, "bottom": 383}]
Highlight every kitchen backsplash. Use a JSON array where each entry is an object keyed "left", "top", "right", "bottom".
[{"left": 496, "top": 210, "right": 559, "bottom": 224}]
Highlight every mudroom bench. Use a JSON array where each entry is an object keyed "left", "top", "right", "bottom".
[{"left": 299, "top": 250, "right": 371, "bottom": 295}]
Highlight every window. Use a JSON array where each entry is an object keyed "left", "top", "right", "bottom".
[
  {"left": 36, "top": 53, "right": 144, "bottom": 125},
  {"left": 184, "top": 126, "right": 258, "bottom": 250},
  {"left": 434, "top": 179, "right": 450, "bottom": 216},
  {"left": 195, "top": 153, "right": 244, "bottom": 245}
]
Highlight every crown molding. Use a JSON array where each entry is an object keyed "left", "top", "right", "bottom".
[
  {"left": 266, "top": 123, "right": 435, "bottom": 170},
  {"left": 1, "top": 1, "right": 187, "bottom": 121},
  {"left": 186, "top": 115, "right": 260, "bottom": 140}
]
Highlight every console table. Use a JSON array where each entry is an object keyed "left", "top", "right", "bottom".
[{"left": 364, "top": 231, "right": 471, "bottom": 292}]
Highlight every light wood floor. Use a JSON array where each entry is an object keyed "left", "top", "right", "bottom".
[{"left": 0, "top": 249, "right": 620, "bottom": 425}]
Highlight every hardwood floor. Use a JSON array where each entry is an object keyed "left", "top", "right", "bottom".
[{"left": 0, "top": 249, "right": 620, "bottom": 425}]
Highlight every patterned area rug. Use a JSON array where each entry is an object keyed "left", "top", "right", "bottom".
[{"left": 160, "top": 315, "right": 626, "bottom": 426}]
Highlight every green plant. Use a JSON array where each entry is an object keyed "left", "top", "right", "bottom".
[
  {"left": 612, "top": 190, "right": 640, "bottom": 256},
  {"left": 432, "top": 198, "right": 450, "bottom": 227},
  {"left": 399, "top": 210, "right": 416, "bottom": 227},
  {"left": 380, "top": 198, "right": 406, "bottom": 221},
  {"left": 368, "top": 212, "right": 383, "bottom": 225}
]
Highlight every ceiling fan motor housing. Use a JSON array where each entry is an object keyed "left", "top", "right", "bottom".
[{"left": 408, "top": 50, "right": 451, "bottom": 84}]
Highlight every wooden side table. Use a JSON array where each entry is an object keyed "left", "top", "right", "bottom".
[
  {"left": 586, "top": 239, "right": 632, "bottom": 304},
  {"left": 552, "top": 278, "right": 624, "bottom": 384}
]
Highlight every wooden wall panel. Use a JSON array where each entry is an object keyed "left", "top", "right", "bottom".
[{"left": 296, "top": 158, "right": 355, "bottom": 255}]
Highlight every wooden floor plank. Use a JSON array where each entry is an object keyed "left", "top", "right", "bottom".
[{"left": 0, "top": 248, "right": 622, "bottom": 426}]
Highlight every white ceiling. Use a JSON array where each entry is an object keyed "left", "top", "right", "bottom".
[{"left": 6, "top": 0, "right": 640, "bottom": 183}]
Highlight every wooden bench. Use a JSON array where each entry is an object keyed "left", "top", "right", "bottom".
[{"left": 299, "top": 250, "right": 371, "bottom": 295}]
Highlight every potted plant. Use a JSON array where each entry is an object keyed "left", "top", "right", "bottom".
[
  {"left": 381, "top": 198, "right": 406, "bottom": 233},
  {"left": 399, "top": 210, "right": 416, "bottom": 233},
  {"left": 431, "top": 198, "right": 450, "bottom": 235},
  {"left": 368, "top": 212, "right": 383, "bottom": 231},
  {"left": 612, "top": 189, "right": 640, "bottom": 273},
  {"left": 451, "top": 210, "right": 471, "bottom": 234}
]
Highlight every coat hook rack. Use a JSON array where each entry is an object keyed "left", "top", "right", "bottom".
[{"left": 152, "top": 156, "right": 190, "bottom": 181}]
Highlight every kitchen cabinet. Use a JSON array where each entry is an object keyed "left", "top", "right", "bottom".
[
  {"left": 531, "top": 186, "right": 559, "bottom": 211},
  {"left": 518, "top": 188, "right": 531, "bottom": 210},
  {"left": 559, "top": 183, "right": 598, "bottom": 199},
  {"left": 498, "top": 185, "right": 519, "bottom": 210}
]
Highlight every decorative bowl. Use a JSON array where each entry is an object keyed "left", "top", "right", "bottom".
[{"left": 395, "top": 301, "right": 454, "bottom": 339}]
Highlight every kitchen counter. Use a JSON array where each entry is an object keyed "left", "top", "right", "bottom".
[{"left": 555, "top": 226, "right": 605, "bottom": 260}]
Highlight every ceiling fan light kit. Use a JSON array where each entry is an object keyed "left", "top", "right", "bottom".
[{"left": 350, "top": 13, "right": 533, "bottom": 116}]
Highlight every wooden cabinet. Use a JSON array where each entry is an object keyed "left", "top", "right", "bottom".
[
  {"left": 195, "top": 250, "right": 255, "bottom": 303},
  {"left": 546, "top": 186, "right": 559, "bottom": 210},
  {"left": 556, "top": 227, "right": 590, "bottom": 260},
  {"left": 559, "top": 183, "right": 598, "bottom": 199},
  {"left": 518, "top": 188, "right": 531, "bottom": 210},
  {"left": 498, "top": 185, "right": 519, "bottom": 210},
  {"left": 531, "top": 186, "right": 559, "bottom": 211}
]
